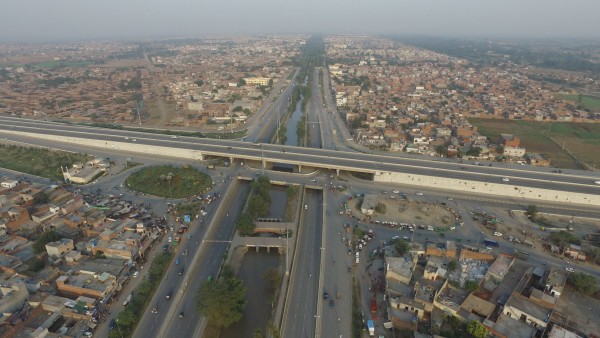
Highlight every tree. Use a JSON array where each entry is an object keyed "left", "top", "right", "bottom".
[
  {"left": 236, "top": 212, "right": 256, "bottom": 236},
  {"left": 33, "top": 230, "right": 62, "bottom": 254},
  {"left": 33, "top": 191, "right": 50, "bottom": 205},
  {"left": 27, "top": 257, "right": 46, "bottom": 272},
  {"left": 549, "top": 231, "right": 581, "bottom": 250},
  {"left": 196, "top": 274, "right": 247, "bottom": 329},
  {"left": 448, "top": 260, "right": 458, "bottom": 272},
  {"left": 253, "top": 329, "right": 266, "bottom": 338},
  {"left": 248, "top": 195, "right": 269, "bottom": 218},
  {"left": 465, "top": 280, "right": 480, "bottom": 292},
  {"left": 568, "top": 272, "right": 599, "bottom": 296},
  {"left": 263, "top": 268, "right": 282, "bottom": 291},
  {"left": 285, "top": 185, "right": 298, "bottom": 198},
  {"left": 466, "top": 147, "right": 482, "bottom": 157},
  {"left": 237, "top": 78, "right": 246, "bottom": 87},
  {"left": 467, "top": 320, "right": 488, "bottom": 338},
  {"left": 374, "top": 202, "right": 387, "bottom": 214},
  {"left": 194, "top": 80, "right": 204, "bottom": 87},
  {"left": 526, "top": 205, "right": 538, "bottom": 221},
  {"left": 395, "top": 240, "right": 409, "bottom": 256},
  {"left": 233, "top": 106, "right": 243, "bottom": 112}
]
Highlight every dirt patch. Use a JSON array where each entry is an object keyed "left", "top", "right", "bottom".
[
  {"left": 348, "top": 196, "right": 460, "bottom": 227},
  {"left": 552, "top": 286, "right": 600, "bottom": 336}
]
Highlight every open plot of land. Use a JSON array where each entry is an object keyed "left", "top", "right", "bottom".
[
  {"left": 561, "top": 94, "right": 600, "bottom": 111},
  {"left": 552, "top": 286, "right": 600, "bottom": 336},
  {"left": 0, "top": 143, "right": 91, "bottom": 180},
  {"left": 349, "top": 196, "right": 459, "bottom": 226},
  {"left": 470, "top": 118, "right": 600, "bottom": 169}
]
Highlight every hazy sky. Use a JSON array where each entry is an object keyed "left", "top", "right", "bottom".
[{"left": 1, "top": 0, "right": 599, "bottom": 42}]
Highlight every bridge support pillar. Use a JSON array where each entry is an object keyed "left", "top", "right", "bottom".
[
  {"left": 197, "top": 153, "right": 204, "bottom": 161},
  {"left": 256, "top": 246, "right": 259, "bottom": 252},
  {"left": 262, "top": 160, "right": 266, "bottom": 171},
  {"left": 229, "top": 157, "right": 234, "bottom": 165},
  {"left": 266, "top": 246, "right": 271, "bottom": 253},
  {"left": 298, "top": 164, "right": 302, "bottom": 173},
  {"left": 336, "top": 168, "right": 340, "bottom": 176}
]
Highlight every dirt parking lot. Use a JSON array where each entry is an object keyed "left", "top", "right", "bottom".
[{"left": 348, "top": 196, "right": 461, "bottom": 227}]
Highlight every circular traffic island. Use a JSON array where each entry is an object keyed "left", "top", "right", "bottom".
[{"left": 125, "top": 165, "right": 212, "bottom": 198}]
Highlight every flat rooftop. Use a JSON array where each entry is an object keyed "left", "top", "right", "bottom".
[
  {"left": 492, "top": 313, "right": 536, "bottom": 338},
  {"left": 487, "top": 254, "right": 514, "bottom": 278},
  {"left": 506, "top": 293, "right": 552, "bottom": 322}
]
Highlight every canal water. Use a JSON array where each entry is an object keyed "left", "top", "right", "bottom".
[
  {"left": 284, "top": 95, "right": 303, "bottom": 146},
  {"left": 268, "top": 186, "right": 288, "bottom": 219},
  {"left": 219, "top": 250, "right": 281, "bottom": 338}
]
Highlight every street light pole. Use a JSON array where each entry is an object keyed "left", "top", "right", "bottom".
[{"left": 260, "top": 144, "right": 265, "bottom": 175}]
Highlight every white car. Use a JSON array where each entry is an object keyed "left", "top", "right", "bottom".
[
  {"left": 171, "top": 135, "right": 178, "bottom": 139},
  {"left": 502, "top": 178, "right": 510, "bottom": 182},
  {"left": 416, "top": 192, "right": 424, "bottom": 196},
  {"left": 565, "top": 267, "right": 575, "bottom": 273},
  {"left": 595, "top": 181, "right": 600, "bottom": 185},
  {"left": 132, "top": 271, "right": 139, "bottom": 278},
  {"left": 494, "top": 232, "right": 503, "bottom": 237},
  {"left": 392, "top": 190, "right": 400, "bottom": 194}
]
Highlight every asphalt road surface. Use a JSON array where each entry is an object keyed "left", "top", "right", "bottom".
[
  {"left": 282, "top": 189, "right": 323, "bottom": 338},
  {"left": 132, "top": 180, "right": 250, "bottom": 338},
  {"left": 2, "top": 116, "right": 599, "bottom": 197}
]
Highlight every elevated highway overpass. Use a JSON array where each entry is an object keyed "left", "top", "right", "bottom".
[{"left": 1, "top": 116, "right": 600, "bottom": 206}]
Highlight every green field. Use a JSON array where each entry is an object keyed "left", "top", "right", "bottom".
[
  {"left": 469, "top": 119, "right": 600, "bottom": 169},
  {"left": 0, "top": 144, "right": 91, "bottom": 180},
  {"left": 29, "top": 60, "right": 94, "bottom": 68},
  {"left": 561, "top": 94, "right": 600, "bottom": 111},
  {"left": 125, "top": 165, "right": 212, "bottom": 198}
]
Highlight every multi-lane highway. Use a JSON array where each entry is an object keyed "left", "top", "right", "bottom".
[
  {"left": 1, "top": 115, "right": 600, "bottom": 198},
  {"left": 132, "top": 179, "right": 250, "bottom": 338},
  {"left": 282, "top": 189, "right": 323, "bottom": 338}
]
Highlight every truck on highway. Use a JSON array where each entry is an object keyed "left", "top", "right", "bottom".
[
  {"left": 513, "top": 250, "right": 529, "bottom": 261},
  {"left": 367, "top": 320, "right": 375, "bottom": 336},
  {"left": 483, "top": 238, "right": 500, "bottom": 247},
  {"left": 370, "top": 297, "right": 377, "bottom": 314}
]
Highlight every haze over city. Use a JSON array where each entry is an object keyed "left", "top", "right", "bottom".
[
  {"left": 1, "top": 0, "right": 599, "bottom": 42},
  {"left": 2, "top": 0, "right": 600, "bottom": 337}
]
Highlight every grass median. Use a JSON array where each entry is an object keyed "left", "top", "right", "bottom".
[{"left": 125, "top": 165, "right": 212, "bottom": 198}]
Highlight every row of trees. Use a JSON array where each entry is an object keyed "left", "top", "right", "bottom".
[
  {"left": 237, "top": 176, "right": 272, "bottom": 236},
  {"left": 109, "top": 252, "right": 173, "bottom": 338}
]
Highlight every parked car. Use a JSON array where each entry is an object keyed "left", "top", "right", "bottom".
[
  {"left": 132, "top": 271, "right": 139, "bottom": 278},
  {"left": 179, "top": 311, "right": 184, "bottom": 318},
  {"left": 494, "top": 232, "right": 503, "bottom": 237}
]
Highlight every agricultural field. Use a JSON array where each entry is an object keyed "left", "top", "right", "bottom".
[
  {"left": 470, "top": 118, "right": 600, "bottom": 169},
  {"left": 561, "top": 94, "right": 600, "bottom": 111}
]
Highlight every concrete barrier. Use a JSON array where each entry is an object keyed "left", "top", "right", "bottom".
[{"left": 374, "top": 171, "right": 600, "bottom": 206}]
